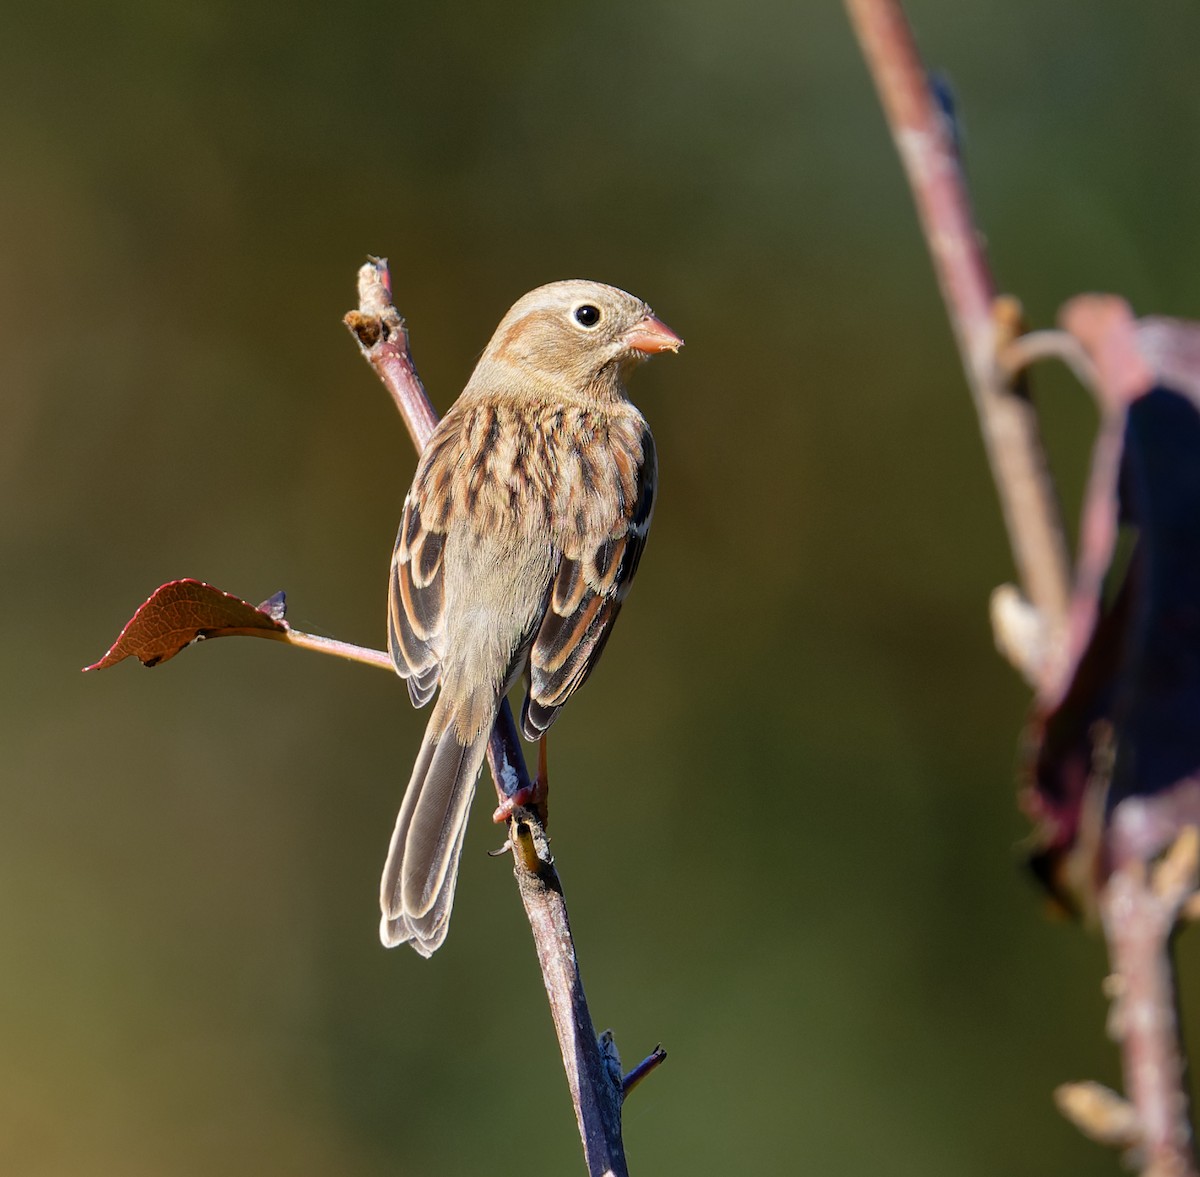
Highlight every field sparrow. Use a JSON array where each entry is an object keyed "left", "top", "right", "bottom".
[{"left": 381, "top": 280, "right": 682, "bottom": 954}]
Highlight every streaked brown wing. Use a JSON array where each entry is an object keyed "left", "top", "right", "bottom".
[
  {"left": 522, "top": 429, "right": 657, "bottom": 740},
  {"left": 388, "top": 493, "right": 446, "bottom": 707}
]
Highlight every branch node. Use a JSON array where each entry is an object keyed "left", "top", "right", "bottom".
[
  {"left": 508, "top": 815, "right": 542, "bottom": 873},
  {"left": 1151, "top": 826, "right": 1200, "bottom": 912},
  {"left": 989, "top": 583, "right": 1052, "bottom": 685},
  {"left": 598, "top": 1030, "right": 625, "bottom": 1094},
  {"left": 1101, "top": 972, "right": 1126, "bottom": 1001},
  {"left": 1055, "top": 1081, "right": 1143, "bottom": 1150},
  {"left": 991, "top": 295, "right": 1028, "bottom": 372},
  {"left": 343, "top": 309, "right": 382, "bottom": 349},
  {"left": 509, "top": 816, "right": 545, "bottom": 876},
  {"left": 996, "top": 327, "right": 1100, "bottom": 391},
  {"left": 346, "top": 258, "right": 438, "bottom": 452},
  {"left": 344, "top": 263, "right": 404, "bottom": 349}
]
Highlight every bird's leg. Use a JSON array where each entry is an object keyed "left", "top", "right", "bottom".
[{"left": 492, "top": 734, "right": 550, "bottom": 828}]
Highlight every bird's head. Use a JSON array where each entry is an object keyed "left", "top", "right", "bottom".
[{"left": 476, "top": 279, "right": 682, "bottom": 395}]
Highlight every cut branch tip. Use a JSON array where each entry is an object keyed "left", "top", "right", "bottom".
[
  {"left": 509, "top": 817, "right": 544, "bottom": 876},
  {"left": 621, "top": 1045, "right": 668, "bottom": 1098}
]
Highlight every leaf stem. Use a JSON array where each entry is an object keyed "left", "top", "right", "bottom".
[{"left": 269, "top": 627, "right": 395, "bottom": 671}]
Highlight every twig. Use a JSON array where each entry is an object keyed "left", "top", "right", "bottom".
[
  {"left": 844, "top": 0, "right": 1072, "bottom": 656},
  {"left": 268, "top": 627, "right": 395, "bottom": 671},
  {"left": 996, "top": 328, "right": 1100, "bottom": 392},
  {"left": 621, "top": 1045, "right": 669, "bottom": 1097},
  {"left": 345, "top": 259, "right": 651, "bottom": 1176},
  {"left": 1098, "top": 832, "right": 1200, "bottom": 1177},
  {"left": 844, "top": 6, "right": 1199, "bottom": 1175},
  {"left": 343, "top": 257, "right": 439, "bottom": 451}
]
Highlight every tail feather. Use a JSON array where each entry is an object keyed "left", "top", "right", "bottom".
[
  {"left": 380, "top": 812, "right": 468, "bottom": 957},
  {"left": 379, "top": 701, "right": 492, "bottom": 954}
]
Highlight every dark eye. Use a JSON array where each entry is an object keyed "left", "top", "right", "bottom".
[{"left": 573, "top": 304, "right": 601, "bottom": 328}]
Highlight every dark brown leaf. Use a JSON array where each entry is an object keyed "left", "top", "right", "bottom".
[
  {"left": 1024, "top": 298, "right": 1200, "bottom": 912},
  {"left": 85, "top": 579, "right": 288, "bottom": 671}
]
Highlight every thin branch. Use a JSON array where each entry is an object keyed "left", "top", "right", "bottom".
[
  {"left": 844, "top": 8, "right": 1198, "bottom": 1176},
  {"left": 269, "top": 627, "right": 395, "bottom": 671},
  {"left": 844, "top": 0, "right": 1072, "bottom": 653},
  {"left": 1099, "top": 832, "right": 1200, "bottom": 1177},
  {"left": 344, "top": 259, "right": 652, "bottom": 1176},
  {"left": 344, "top": 257, "right": 439, "bottom": 452},
  {"left": 511, "top": 817, "right": 629, "bottom": 1177},
  {"left": 997, "top": 328, "right": 1100, "bottom": 392},
  {"left": 621, "top": 1045, "right": 669, "bottom": 1097}
]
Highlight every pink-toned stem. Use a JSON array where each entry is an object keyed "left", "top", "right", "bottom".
[
  {"left": 1101, "top": 859, "right": 1199, "bottom": 1177},
  {"left": 844, "top": 0, "right": 1071, "bottom": 640},
  {"left": 269, "top": 627, "right": 395, "bottom": 671},
  {"left": 844, "top": 5, "right": 1197, "bottom": 1174},
  {"left": 347, "top": 257, "right": 440, "bottom": 451},
  {"left": 345, "top": 259, "right": 647, "bottom": 1177}
]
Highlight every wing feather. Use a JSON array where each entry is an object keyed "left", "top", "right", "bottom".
[
  {"left": 522, "top": 428, "right": 656, "bottom": 740},
  {"left": 388, "top": 494, "right": 447, "bottom": 708}
]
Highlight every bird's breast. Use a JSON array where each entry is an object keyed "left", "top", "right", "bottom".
[{"left": 420, "top": 397, "right": 646, "bottom": 548}]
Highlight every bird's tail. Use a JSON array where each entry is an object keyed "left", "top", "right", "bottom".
[{"left": 379, "top": 697, "right": 493, "bottom": 955}]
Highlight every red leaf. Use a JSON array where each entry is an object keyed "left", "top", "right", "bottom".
[{"left": 85, "top": 579, "right": 288, "bottom": 671}]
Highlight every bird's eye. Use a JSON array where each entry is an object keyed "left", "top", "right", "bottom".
[{"left": 573, "top": 304, "right": 601, "bottom": 328}]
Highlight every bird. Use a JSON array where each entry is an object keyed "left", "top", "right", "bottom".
[{"left": 381, "top": 279, "right": 682, "bottom": 955}]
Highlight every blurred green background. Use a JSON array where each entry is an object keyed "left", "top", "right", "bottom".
[{"left": 4, "top": 1, "right": 1199, "bottom": 1174}]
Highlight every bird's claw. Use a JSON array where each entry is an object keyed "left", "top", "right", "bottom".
[
  {"left": 491, "top": 781, "right": 547, "bottom": 825},
  {"left": 492, "top": 734, "right": 550, "bottom": 825}
]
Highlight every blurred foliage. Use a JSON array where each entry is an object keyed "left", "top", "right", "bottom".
[{"left": 3, "top": 1, "right": 1199, "bottom": 1174}]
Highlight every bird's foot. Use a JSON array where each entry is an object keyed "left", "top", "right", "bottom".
[{"left": 491, "top": 735, "right": 549, "bottom": 826}]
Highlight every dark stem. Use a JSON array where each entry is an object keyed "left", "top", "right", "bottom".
[
  {"left": 622, "top": 1046, "right": 669, "bottom": 1096},
  {"left": 344, "top": 259, "right": 652, "bottom": 1176},
  {"left": 512, "top": 818, "right": 628, "bottom": 1177}
]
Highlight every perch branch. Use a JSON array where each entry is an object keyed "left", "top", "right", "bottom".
[
  {"left": 844, "top": 0, "right": 1072, "bottom": 667},
  {"left": 345, "top": 259, "right": 652, "bottom": 1177}
]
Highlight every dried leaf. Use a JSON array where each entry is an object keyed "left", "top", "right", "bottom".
[
  {"left": 1024, "top": 298, "right": 1200, "bottom": 911},
  {"left": 85, "top": 579, "right": 287, "bottom": 671}
]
